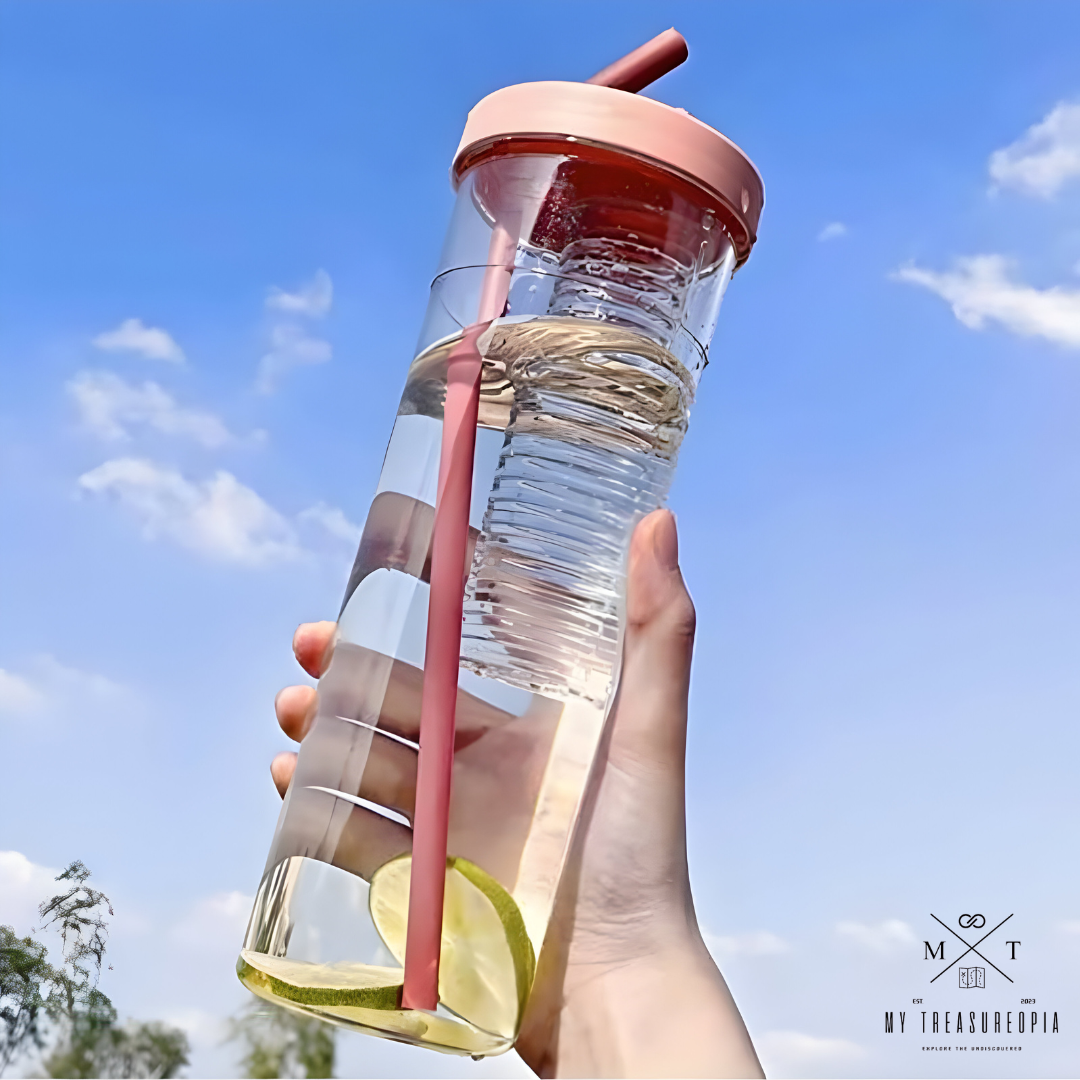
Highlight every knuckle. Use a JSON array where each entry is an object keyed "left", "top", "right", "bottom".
[{"left": 663, "top": 585, "right": 696, "bottom": 640}]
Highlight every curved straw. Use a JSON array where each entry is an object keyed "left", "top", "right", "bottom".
[
  {"left": 401, "top": 29, "right": 690, "bottom": 1014},
  {"left": 586, "top": 28, "right": 688, "bottom": 94}
]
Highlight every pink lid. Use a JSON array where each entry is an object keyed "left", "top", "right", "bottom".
[{"left": 452, "top": 80, "right": 764, "bottom": 262}]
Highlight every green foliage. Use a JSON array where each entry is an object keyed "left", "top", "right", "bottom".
[
  {"left": 38, "top": 860, "right": 113, "bottom": 1020},
  {"left": 0, "top": 860, "right": 190, "bottom": 1079},
  {"left": 39, "top": 988, "right": 117, "bottom": 1078},
  {"left": 227, "top": 1001, "right": 336, "bottom": 1079},
  {"left": 0, "top": 926, "right": 57, "bottom": 1074},
  {"left": 292, "top": 1018, "right": 333, "bottom": 1080},
  {"left": 42, "top": 1017, "right": 190, "bottom": 1079}
]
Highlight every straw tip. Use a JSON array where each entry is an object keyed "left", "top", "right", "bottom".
[{"left": 585, "top": 28, "right": 689, "bottom": 94}]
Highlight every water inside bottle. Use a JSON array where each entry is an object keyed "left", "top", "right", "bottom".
[
  {"left": 462, "top": 316, "right": 693, "bottom": 702},
  {"left": 240, "top": 315, "right": 695, "bottom": 1053}
]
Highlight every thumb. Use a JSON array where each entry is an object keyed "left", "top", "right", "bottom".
[{"left": 609, "top": 508, "right": 696, "bottom": 772}]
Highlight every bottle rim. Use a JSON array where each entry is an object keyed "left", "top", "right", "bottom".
[{"left": 451, "top": 81, "right": 764, "bottom": 266}]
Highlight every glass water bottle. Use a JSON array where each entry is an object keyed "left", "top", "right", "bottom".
[{"left": 239, "top": 33, "right": 764, "bottom": 1058}]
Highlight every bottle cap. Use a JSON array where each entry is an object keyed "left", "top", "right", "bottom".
[{"left": 452, "top": 81, "right": 764, "bottom": 265}]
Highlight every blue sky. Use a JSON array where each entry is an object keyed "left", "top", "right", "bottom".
[{"left": 3, "top": 2, "right": 1080, "bottom": 1076}]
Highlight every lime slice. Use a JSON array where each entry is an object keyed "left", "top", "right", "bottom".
[
  {"left": 236, "top": 951, "right": 509, "bottom": 1057},
  {"left": 368, "top": 854, "right": 536, "bottom": 1039},
  {"left": 237, "top": 951, "right": 402, "bottom": 1010}
]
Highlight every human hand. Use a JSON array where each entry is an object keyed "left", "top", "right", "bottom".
[{"left": 271, "top": 510, "right": 762, "bottom": 1078}]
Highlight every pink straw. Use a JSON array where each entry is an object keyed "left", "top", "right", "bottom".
[
  {"left": 401, "top": 29, "right": 690, "bottom": 1015},
  {"left": 402, "top": 227, "right": 515, "bottom": 1012},
  {"left": 586, "top": 28, "right": 688, "bottom": 94}
]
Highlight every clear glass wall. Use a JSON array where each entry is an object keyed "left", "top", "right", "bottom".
[{"left": 240, "top": 142, "right": 739, "bottom": 1056}]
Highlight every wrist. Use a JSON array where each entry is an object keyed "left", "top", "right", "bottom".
[{"left": 521, "top": 932, "right": 763, "bottom": 1078}]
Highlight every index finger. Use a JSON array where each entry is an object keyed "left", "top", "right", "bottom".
[{"left": 293, "top": 620, "right": 336, "bottom": 678}]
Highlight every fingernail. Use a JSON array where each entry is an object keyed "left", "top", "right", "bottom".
[{"left": 652, "top": 509, "right": 679, "bottom": 571}]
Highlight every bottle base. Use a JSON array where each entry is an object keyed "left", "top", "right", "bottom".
[{"left": 237, "top": 950, "right": 512, "bottom": 1057}]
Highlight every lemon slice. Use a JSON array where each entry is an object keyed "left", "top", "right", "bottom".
[{"left": 368, "top": 854, "right": 535, "bottom": 1038}]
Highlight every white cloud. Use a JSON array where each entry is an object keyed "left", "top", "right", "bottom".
[
  {"left": 1059, "top": 919, "right": 1080, "bottom": 935},
  {"left": 78, "top": 457, "right": 302, "bottom": 566},
  {"left": 170, "top": 890, "right": 253, "bottom": 951},
  {"left": 256, "top": 324, "right": 332, "bottom": 394},
  {"left": 0, "top": 851, "right": 59, "bottom": 933},
  {"left": 758, "top": 1030, "right": 864, "bottom": 1071},
  {"left": 160, "top": 1008, "right": 228, "bottom": 1048},
  {"left": 266, "top": 269, "right": 333, "bottom": 318},
  {"left": 297, "top": 501, "right": 363, "bottom": 546},
  {"left": 989, "top": 102, "right": 1080, "bottom": 199},
  {"left": 817, "top": 221, "right": 847, "bottom": 241},
  {"left": 30, "top": 655, "right": 128, "bottom": 699},
  {"left": 0, "top": 669, "right": 45, "bottom": 715},
  {"left": 0, "top": 655, "right": 130, "bottom": 723},
  {"left": 92, "top": 318, "right": 185, "bottom": 364},
  {"left": 704, "top": 929, "right": 790, "bottom": 957},
  {"left": 258, "top": 271, "right": 334, "bottom": 392},
  {"left": 835, "top": 918, "right": 915, "bottom": 953},
  {"left": 68, "top": 371, "right": 234, "bottom": 447},
  {"left": 894, "top": 254, "right": 1080, "bottom": 348}
]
